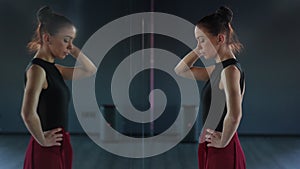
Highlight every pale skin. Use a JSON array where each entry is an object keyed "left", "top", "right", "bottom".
[
  {"left": 21, "top": 25, "right": 97, "bottom": 147},
  {"left": 174, "top": 26, "right": 244, "bottom": 148}
]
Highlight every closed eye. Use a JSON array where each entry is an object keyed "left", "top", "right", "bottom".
[
  {"left": 198, "top": 38, "right": 205, "bottom": 43},
  {"left": 63, "top": 35, "right": 74, "bottom": 43},
  {"left": 196, "top": 36, "right": 205, "bottom": 43},
  {"left": 64, "top": 38, "right": 70, "bottom": 43}
]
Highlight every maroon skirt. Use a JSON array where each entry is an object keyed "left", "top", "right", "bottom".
[
  {"left": 23, "top": 130, "right": 73, "bottom": 169},
  {"left": 198, "top": 132, "right": 246, "bottom": 169}
]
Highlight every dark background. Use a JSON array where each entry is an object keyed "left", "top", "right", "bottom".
[{"left": 0, "top": 0, "right": 299, "bottom": 135}]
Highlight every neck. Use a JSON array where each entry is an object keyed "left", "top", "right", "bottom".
[
  {"left": 214, "top": 46, "right": 235, "bottom": 63},
  {"left": 34, "top": 47, "right": 55, "bottom": 63}
]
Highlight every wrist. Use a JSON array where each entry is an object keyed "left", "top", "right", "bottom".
[
  {"left": 39, "top": 133, "right": 47, "bottom": 146},
  {"left": 220, "top": 138, "right": 229, "bottom": 148},
  {"left": 70, "top": 46, "right": 80, "bottom": 58},
  {"left": 192, "top": 49, "right": 201, "bottom": 57},
  {"left": 36, "top": 137, "right": 46, "bottom": 146}
]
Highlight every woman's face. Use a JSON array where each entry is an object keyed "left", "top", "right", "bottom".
[
  {"left": 194, "top": 26, "right": 219, "bottom": 59},
  {"left": 48, "top": 26, "right": 76, "bottom": 59}
]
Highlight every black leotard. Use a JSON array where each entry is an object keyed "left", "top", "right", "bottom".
[
  {"left": 201, "top": 58, "right": 244, "bottom": 132},
  {"left": 25, "top": 58, "right": 70, "bottom": 131}
]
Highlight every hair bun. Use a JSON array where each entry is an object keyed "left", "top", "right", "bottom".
[
  {"left": 216, "top": 6, "right": 233, "bottom": 23},
  {"left": 37, "top": 6, "right": 53, "bottom": 23}
]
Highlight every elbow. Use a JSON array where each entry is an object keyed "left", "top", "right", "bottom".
[
  {"left": 174, "top": 67, "right": 180, "bottom": 75},
  {"left": 21, "top": 111, "right": 33, "bottom": 123},
  {"left": 174, "top": 63, "right": 191, "bottom": 77},
  {"left": 227, "top": 113, "right": 242, "bottom": 125},
  {"left": 174, "top": 65, "right": 183, "bottom": 76},
  {"left": 232, "top": 116, "right": 242, "bottom": 124},
  {"left": 90, "top": 66, "right": 97, "bottom": 75},
  {"left": 21, "top": 112, "right": 29, "bottom": 123},
  {"left": 86, "top": 66, "right": 97, "bottom": 77}
]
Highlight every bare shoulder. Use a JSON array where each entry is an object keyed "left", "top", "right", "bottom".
[
  {"left": 26, "top": 64, "right": 46, "bottom": 78},
  {"left": 26, "top": 64, "right": 46, "bottom": 89},
  {"left": 222, "top": 65, "right": 240, "bottom": 81},
  {"left": 219, "top": 65, "right": 241, "bottom": 91}
]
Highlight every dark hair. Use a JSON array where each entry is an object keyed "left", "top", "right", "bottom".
[
  {"left": 27, "top": 6, "right": 74, "bottom": 52},
  {"left": 196, "top": 6, "right": 243, "bottom": 54}
]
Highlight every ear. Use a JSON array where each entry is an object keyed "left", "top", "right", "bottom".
[
  {"left": 217, "top": 34, "right": 226, "bottom": 44},
  {"left": 42, "top": 33, "right": 52, "bottom": 45}
]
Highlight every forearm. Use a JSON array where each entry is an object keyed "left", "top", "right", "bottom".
[
  {"left": 70, "top": 46, "right": 97, "bottom": 74},
  {"left": 22, "top": 112, "right": 45, "bottom": 145},
  {"left": 220, "top": 113, "right": 241, "bottom": 146},
  {"left": 174, "top": 50, "right": 199, "bottom": 74}
]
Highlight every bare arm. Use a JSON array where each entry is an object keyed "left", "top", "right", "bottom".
[
  {"left": 174, "top": 50, "right": 214, "bottom": 81},
  {"left": 220, "top": 65, "right": 243, "bottom": 146},
  {"left": 206, "top": 65, "right": 243, "bottom": 148},
  {"left": 21, "top": 65, "right": 63, "bottom": 147},
  {"left": 56, "top": 45, "right": 97, "bottom": 80}
]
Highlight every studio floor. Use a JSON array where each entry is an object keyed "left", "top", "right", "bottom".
[{"left": 0, "top": 134, "right": 299, "bottom": 169}]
